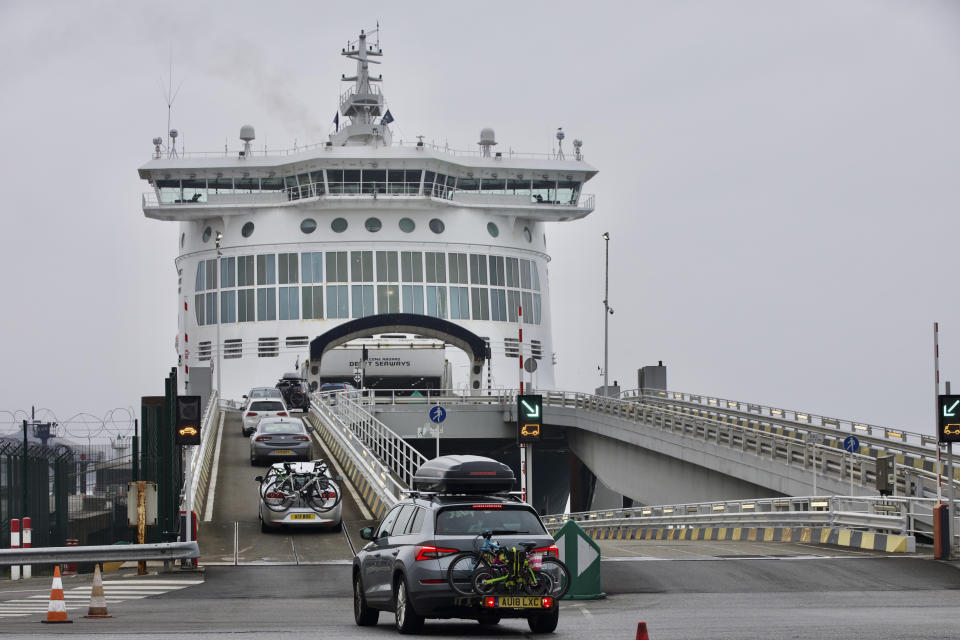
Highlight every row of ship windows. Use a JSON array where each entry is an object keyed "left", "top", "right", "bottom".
[
  {"left": 189, "top": 218, "right": 518, "bottom": 246},
  {"left": 158, "top": 170, "right": 582, "bottom": 206},
  {"left": 194, "top": 286, "right": 543, "bottom": 326},
  {"left": 196, "top": 252, "right": 542, "bottom": 291},
  {"left": 196, "top": 337, "right": 543, "bottom": 361}
]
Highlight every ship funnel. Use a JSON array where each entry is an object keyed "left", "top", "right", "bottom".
[
  {"left": 240, "top": 124, "right": 255, "bottom": 158},
  {"left": 478, "top": 127, "right": 496, "bottom": 158}
]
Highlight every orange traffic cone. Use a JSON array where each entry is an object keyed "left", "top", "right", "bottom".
[
  {"left": 40, "top": 565, "right": 72, "bottom": 624},
  {"left": 636, "top": 621, "right": 650, "bottom": 640},
  {"left": 82, "top": 564, "right": 112, "bottom": 618}
]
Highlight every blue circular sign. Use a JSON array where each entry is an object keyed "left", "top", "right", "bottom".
[
  {"left": 429, "top": 406, "right": 447, "bottom": 424},
  {"left": 843, "top": 435, "right": 860, "bottom": 453}
]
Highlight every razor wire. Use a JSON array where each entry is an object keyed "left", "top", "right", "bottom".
[{"left": 0, "top": 407, "right": 137, "bottom": 443}]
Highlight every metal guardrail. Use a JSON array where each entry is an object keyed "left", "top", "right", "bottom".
[
  {"left": 309, "top": 392, "right": 409, "bottom": 507},
  {"left": 182, "top": 391, "right": 219, "bottom": 516},
  {"left": 0, "top": 542, "right": 199, "bottom": 566}
]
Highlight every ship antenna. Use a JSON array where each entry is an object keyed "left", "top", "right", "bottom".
[{"left": 160, "top": 46, "right": 185, "bottom": 158}]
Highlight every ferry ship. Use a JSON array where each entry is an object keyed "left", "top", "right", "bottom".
[{"left": 138, "top": 28, "right": 597, "bottom": 400}]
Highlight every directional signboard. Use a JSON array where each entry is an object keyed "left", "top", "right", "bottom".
[
  {"left": 552, "top": 520, "right": 605, "bottom": 599},
  {"left": 175, "top": 395, "right": 202, "bottom": 446},
  {"left": 517, "top": 394, "right": 542, "bottom": 443},
  {"left": 938, "top": 394, "right": 960, "bottom": 443}
]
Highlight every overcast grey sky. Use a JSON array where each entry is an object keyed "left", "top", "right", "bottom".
[{"left": 1, "top": 0, "right": 958, "bottom": 437}]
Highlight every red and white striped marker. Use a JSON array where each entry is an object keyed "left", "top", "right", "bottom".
[
  {"left": 10, "top": 519, "right": 20, "bottom": 581},
  {"left": 22, "top": 517, "right": 31, "bottom": 579}
]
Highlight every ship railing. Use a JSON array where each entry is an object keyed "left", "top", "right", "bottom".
[{"left": 624, "top": 387, "right": 939, "bottom": 451}]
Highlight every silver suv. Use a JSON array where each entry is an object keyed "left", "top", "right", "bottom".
[{"left": 351, "top": 456, "right": 560, "bottom": 634}]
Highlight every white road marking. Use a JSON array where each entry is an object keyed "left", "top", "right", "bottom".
[
  {"left": 0, "top": 577, "right": 203, "bottom": 618},
  {"left": 204, "top": 410, "right": 227, "bottom": 522},
  {"left": 311, "top": 430, "right": 373, "bottom": 520}
]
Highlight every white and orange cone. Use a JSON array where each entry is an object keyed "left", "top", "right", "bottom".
[
  {"left": 40, "top": 565, "right": 72, "bottom": 624},
  {"left": 82, "top": 564, "right": 112, "bottom": 619}
]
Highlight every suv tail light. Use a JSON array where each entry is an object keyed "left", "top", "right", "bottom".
[
  {"left": 277, "top": 412, "right": 288, "bottom": 417},
  {"left": 415, "top": 545, "right": 458, "bottom": 561},
  {"left": 471, "top": 504, "right": 502, "bottom": 510},
  {"left": 246, "top": 412, "right": 258, "bottom": 417},
  {"left": 534, "top": 545, "right": 559, "bottom": 558},
  {"left": 255, "top": 436, "right": 271, "bottom": 441}
]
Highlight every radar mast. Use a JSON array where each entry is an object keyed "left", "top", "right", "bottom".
[{"left": 330, "top": 27, "right": 393, "bottom": 147}]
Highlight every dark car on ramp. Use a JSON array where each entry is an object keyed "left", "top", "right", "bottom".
[{"left": 351, "top": 455, "right": 562, "bottom": 634}]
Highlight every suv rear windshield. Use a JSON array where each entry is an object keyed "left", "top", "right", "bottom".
[
  {"left": 250, "top": 401, "right": 284, "bottom": 411},
  {"left": 435, "top": 506, "right": 546, "bottom": 536}
]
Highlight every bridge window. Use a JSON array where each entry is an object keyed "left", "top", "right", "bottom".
[
  {"left": 331, "top": 217, "right": 348, "bottom": 233},
  {"left": 224, "top": 339, "right": 242, "bottom": 359},
  {"left": 351, "top": 251, "right": 374, "bottom": 282},
  {"left": 399, "top": 217, "right": 416, "bottom": 233},
  {"left": 221, "top": 290, "right": 236, "bottom": 323},
  {"left": 471, "top": 288, "right": 489, "bottom": 320},
  {"left": 352, "top": 285, "right": 374, "bottom": 317},
  {"left": 490, "top": 289, "right": 507, "bottom": 321},
  {"left": 278, "top": 253, "right": 299, "bottom": 285},
  {"left": 426, "top": 286, "right": 447, "bottom": 318},
  {"left": 470, "top": 254, "right": 488, "bottom": 285},
  {"left": 531, "top": 178, "right": 556, "bottom": 203},
  {"left": 198, "top": 341, "right": 211, "bottom": 362},
  {"left": 531, "top": 262, "right": 540, "bottom": 291},
  {"left": 202, "top": 226, "right": 212, "bottom": 243},
  {"left": 257, "top": 255, "right": 276, "bottom": 285},
  {"left": 533, "top": 293, "right": 542, "bottom": 324},
  {"left": 362, "top": 170, "right": 386, "bottom": 195},
  {"left": 376, "top": 251, "right": 399, "bottom": 282},
  {"left": 505, "top": 258, "right": 520, "bottom": 288},
  {"left": 221, "top": 257, "right": 236, "bottom": 288},
  {"left": 402, "top": 285, "right": 424, "bottom": 314},
  {"left": 238, "top": 290, "right": 255, "bottom": 322},
  {"left": 300, "top": 218, "right": 317, "bottom": 234},
  {"left": 521, "top": 292, "right": 533, "bottom": 324},
  {"left": 429, "top": 218, "right": 445, "bottom": 234},
  {"left": 242, "top": 222, "right": 255, "bottom": 238},
  {"left": 507, "top": 179, "right": 531, "bottom": 196},
  {"left": 237, "top": 256, "right": 255, "bottom": 287},
  {"left": 365, "top": 217, "right": 382, "bottom": 232},
  {"left": 195, "top": 261, "right": 205, "bottom": 292},
  {"left": 257, "top": 287, "right": 276, "bottom": 321},
  {"left": 326, "top": 285, "right": 349, "bottom": 318},
  {"left": 487, "top": 222, "right": 499, "bottom": 238},
  {"left": 507, "top": 291, "right": 521, "bottom": 322},
  {"left": 520, "top": 260, "right": 532, "bottom": 289},
  {"left": 449, "top": 286, "right": 470, "bottom": 320},
  {"left": 258, "top": 337, "right": 279, "bottom": 358},
  {"left": 194, "top": 294, "right": 204, "bottom": 325},
  {"left": 401, "top": 251, "right": 423, "bottom": 282},
  {"left": 302, "top": 286, "right": 324, "bottom": 319},
  {"left": 278, "top": 286, "right": 299, "bottom": 320},
  {"left": 557, "top": 180, "right": 582, "bottom": 205},
  {"left": 448, "top": 253, "right": 468, "bottom": 284},
  {"left": 377, "top": 285, "right": 400, "bottom": 313},
  {"left": 425, "top": 252, "right": 446, "bottom": 283},
  {"left": 301, "top": 252, "right": 323, "bottom": 283},
  {"left": 480, "top": 178, "right": 505, "bottom": 195},
  {"left": 326, "top": 251, "right": 348, "bottom": 282},
  {"left": 489, "top": 256, "right": 505, "bottom": 287}
]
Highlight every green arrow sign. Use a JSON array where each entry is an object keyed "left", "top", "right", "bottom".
[
  {"left": 521, "top": 400, "right": 540, "bottom": 418},
  {"left": 944, "top": 400, "right": 959, "bottom": 418}
]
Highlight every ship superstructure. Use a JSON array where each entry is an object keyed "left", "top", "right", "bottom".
[{"left": 138, "top": 28, "right": 597, "bottom": 399}]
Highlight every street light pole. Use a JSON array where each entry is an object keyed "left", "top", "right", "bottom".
[
  {"left": 215, "top": 232, "right": 223, "bottom": 401},
  {"left": 602, "top": 232, "right": 611, "bottom": 394}
]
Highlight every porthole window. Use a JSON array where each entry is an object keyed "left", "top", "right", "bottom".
[
  {"left": 365, "top": 217, "right": 382, "bottom": 232},
  {"left": 487, "top": 222, "right": 499, "bottom": 238},
  {"left": 180, "top": 232, "right": 185, "bottom": 248},
  {"left": 300, "top": 218, "right": 317, "bottom": 234},
  {"left": 202, "top": 226, "right": 212, "bottom": 243},
  {"left": 523, "top": 226, "right": 532, "bottom": 243},
  {"left": 399, "top": 218, "right": 416, "bottom": 233},
  {"left": 331, "top": 217, "right": 348, "bottom": 233},
  {"left": 429, "top": 218, "right": 445, "bottom": 234},
  {"left": 241, "top": 222, "right": 255, "bottom": 238}
]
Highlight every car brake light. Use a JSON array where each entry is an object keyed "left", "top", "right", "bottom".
[
  {"left": 542, "top": 596, "right": 554, "bottom": 608},
  {"left": 534, "top": 545, "right": 559, "bottom": 557},
  {"left": 483, "top": 596, "right": 496, "bottom": 608},
  {"left": 255, "top": 436, "right": 271, "bottom": 441},
  {"left": 321, "top": 491, "right": 337, "bottom": 499},
  {"left": 293, "top": 436, "right": 309, "bottom": 441},
  {"left": 277, "top": 412, "right": 288, "bottom": 416},
  {"left": 415, "top": 545, "right": 458, "bottom": 561},
  {"left": 472, "top": 504, "right": 502, "bottom": 510},
  {"left": 265, "top": 492, "right": 285, "bottom": 500},
  {"left": 246, "top": 412, "right": 258, "bottom": 417}
]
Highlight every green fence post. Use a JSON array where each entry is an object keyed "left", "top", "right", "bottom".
[{"left": 552, "top": 520, "right": 606, "bottom": 599}]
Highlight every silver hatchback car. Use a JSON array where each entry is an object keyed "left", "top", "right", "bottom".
[{"left": 249, "top": 417, "right": 312, "bottom": 465}]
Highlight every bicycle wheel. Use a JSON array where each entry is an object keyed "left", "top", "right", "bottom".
[
  {"left": 446, "top": 552, "right": 483, "bottom": 596},
  {"left": 540, "top": 557, "right": 570, "bottom": 598},
  {"left": 261, "top": 478, "right": 294, "bottom": 512},
  {"left": 523, "top": 568, "right": 553, "bottom": 595},
  {"left": 305, "top": 479, "right": 342, "bottom": 513},
  {"left": 472, "top": 567, "right": 505, "bottom": 595}
]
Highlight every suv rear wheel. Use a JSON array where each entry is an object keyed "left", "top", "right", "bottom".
[
  {"left": 528, "top": 608, "right": 559, "bottom": 633},
  {"left": 394, "top": 576, "right": 424, "bottom": 634},
  {"left": 353, "top": 572, "right": 379, "bottom": 626}
]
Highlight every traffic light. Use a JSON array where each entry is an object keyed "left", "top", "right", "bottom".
[
  {"left": 176, "top": 395, "right": 202, "bottom": 446},
  {"left": 938, "top": 395, "right": 960, "bottom": 444},
  {"left": 517, "top": 394, "right": 543, "bottom": 443}
]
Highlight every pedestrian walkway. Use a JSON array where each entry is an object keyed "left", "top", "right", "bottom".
[{"left": 0, "top": 576, "right": 204, "bottom": 619}]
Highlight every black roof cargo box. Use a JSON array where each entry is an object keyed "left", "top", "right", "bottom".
[{"left": 413, "top": 455, "right": 515, "bottom": 494}]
